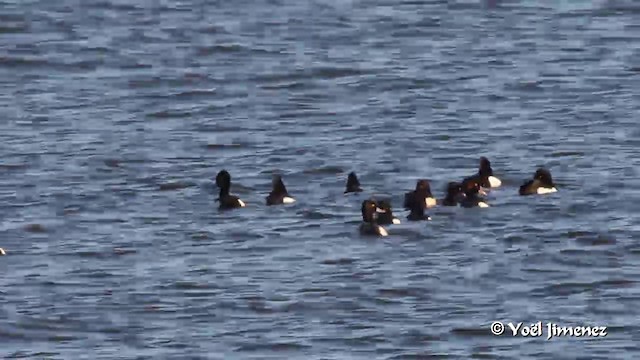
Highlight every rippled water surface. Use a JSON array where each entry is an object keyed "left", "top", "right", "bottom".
[{"left": 1, "top": 0, "right": 640, "bottom": 358}]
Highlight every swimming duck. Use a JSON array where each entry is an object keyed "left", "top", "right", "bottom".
[
  {"left": 442, "top": 182, "right": 465, "bottom": 206},
  {"left": 0, "top": 247, "right": 5, "bottom": 256},
  {"left": 215, "top": 170, "right": 246, "bottom": 210},
  {"left": 376, "top": 199, "right": 401, "bottom": 225},
  {"left": 463, "top": 156, "right": 502, "bottom": 189},
  {"left": 266, "top": 175, "right": 296, "bottom": 205},
  {"left": 404, "top": 179, "right": 437, "bottom": 210},
  {"left": 407, "top": 195, "right": 431, "bottom": 221},
  {"left": 519, "top": 168, "right": 557, "bottom": 196},
  {"left": 460, "top": 179, "right": 490, "bottom": 208},
  {"left": 359, "top": 199, "right": 389, "bottom": 237},
  {"left": 344, "top": 172, "right": 363, "bottom": 194}
]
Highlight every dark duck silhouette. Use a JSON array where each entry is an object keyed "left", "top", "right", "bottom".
[
  {"left": 519, "top": 168, "right": 557, "bottom": 196},
  {"left": 460, "top": 179, "right": 490, "bottom": 208},
  {"left": 359, "top": 199, "right": 389, "bottom": 237},
  {"left": 404, "top": 179, "right": 437, "bottom": 210},
  {"left": 463, "top": 156, "right": 502, "bottom": 189},
  {"left": 344, "top": 172, "right": 363, "bottom": 194},
  {"left": 442, "top": 182, "right": 465, "bottom": 206},
  {"left": 215, "top": 170, "right": 246, "bottom": 210},
  {"left": 376, "top": 199, "right": 401, "bottom": 225},
  {"left": 406, "top": 186, "right": 432, "bottom": 221},
  {"left": 266, "top": 175, "right": 296, "bottom": 205}
]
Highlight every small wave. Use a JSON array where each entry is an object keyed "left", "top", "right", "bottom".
[
  {"left": 234, "top": 341, "right": 311, "bottom": 352},
  {"left": 377, "top": 287, "right": 420, "bottom": 298},
  {"left": 258, "top": 81, "right": 307, "bottom": 90},
  {"left": 321, "top": 258, "right": 356, "bottom": 265},
  {"left": 451, "top": 327, "right": 494, "bottom": 337},
  {"left": 0, "top": 56, "right": 48, "bottom": 68},
  {"left": 551, "top": 151, "right": 586, "bottom": 157},
  {"left": 113, "top": 248, "right": 137, "bottom": 256},
  {"left": 205, "top": 143, "right": 246, "bottom": 150},
  {"left": 300, "top": 210, "right": 336, "bottom": 220},
  {"left": 195, "top": 44, "right": 249, "bottom": 56},
  {"left": 146, "top": 109, "right": 194, "bottom": 119},
  {"left": 298, "top": 287, "right": 330, "bottom": 294},
  {"left": 0, "top": 163, "right": 28, "bottom": 170},
  {"left": 0, "top": 23, "right": 29, "bottom": 33},
  {"left": 87, "top": 1, "right": 140, "bottom": 11},
  {"left": 6, "top": 352, "right": 61, "bottom": 359},
  {"left": 302, "top": 166, "right": 344, "bottom": 175},
  {"left": 252, "top": 66, "right": 374, "bottom": 84},
  {"left": 505, "top": 80, "right": 545, "bottom": 92},
  {"left": 103, "top": 159, "right": 120, "bottom": 168},
  {"left": 23, "top": 224, "right": 46, "bottom": 233},
  {"left": 530, "top": 279, "right": 634, "bottom": 298},
  {"left": 575, "top": 235, "right": 617, "bottom": 246},
  {"left": 158, "top": 181, "right": 196, "bottom": 191}
]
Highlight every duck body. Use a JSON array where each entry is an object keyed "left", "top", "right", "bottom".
[
  {"left": 344, "top": 172, "right": 363, "bottom": 194},
  {"left": 460, "top": 179, "right": 490, "bottom": 208},
  {"left": 404, "top": 179, "right": 437, "bottom": 210},
  {"left": 359, "top": 199, "right": 389, "bottom": 237},
  {"left": 219, "top": 193, "right": 246, "bottom": 209},
  {"left": 407, "top": 211, "right": 431, "bottom": 221},
  {"left": 376, "top": 200, "right": 401, "bottom": 225},
  {"left": 519, "top": 168, "right": 557, "bottom": 196},
  {"left": 359, "top": 222, "right": 389, "bottom": 236},
  {"left": 460, "top": 195, "right": 490, "bottom": 208},
  {"left": 215, "top": 170, "right": 246, "bottom": 210},
  {"left": 405, "top": 186, "right": 432, "bottom": 221},
  {"left": 441, "top": 182, "right": 465, "bottom": 206},
  {"left": 463, "top": 156, "right": 502, "bottom": 189},
  {"left": 266, "top": 175, "right": 296, "bottom": 205},
  {"left": 406, "top": 202, "right": 431, "bottom": 221}
]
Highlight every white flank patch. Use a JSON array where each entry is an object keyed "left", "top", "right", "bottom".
[
  {"left": 378, "top": 226, "right": 389, "bottom": 236},
  {"left": 283, "top": 196, "right": 296, "bottom": 204},
  {"left": 0, "top": 248, "right": 5, "bottom": 256},
  {"left": 238, "top": 199, "right": 246, "bottom": 207},
  {"left": 478, "top": 202, "right": 490, "bottom": 208},
  {"left": 425, "top": 197, "right": 437, "bottom": 208},
  {"left": 488, "top": 176, "right": 502, "bottom": 188},
  {"left": 392, "top": 218, "right": 401, "bottom": 225},
  {"left": 376, "top": 207, "right": 387, "bottom": 213},
  {"left": 537, "top": 187, "right": 558, "bottom": 195}
]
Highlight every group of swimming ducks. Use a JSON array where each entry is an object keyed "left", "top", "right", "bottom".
[
  {"left": 0, "top": 157, "right": 558, "bottom": 256},
  {"left": 214, "top": 156, "right": 558, "bottom": 237}
]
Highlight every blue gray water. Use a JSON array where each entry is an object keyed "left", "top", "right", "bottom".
[{"left": 1, "top": 0, "right": 640, "bottom": 358}]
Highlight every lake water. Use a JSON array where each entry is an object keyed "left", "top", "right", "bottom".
[{"left": 1, "top": 0, "right": 639, "bottom": 358}]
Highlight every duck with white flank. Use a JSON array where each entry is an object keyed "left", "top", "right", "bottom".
[
  {"left": 215, "top": 170, "right": 246, "bottom": 210},
  {"left": 376, "top": 199, "right": 402, "bottom": 225},
  {"left": 519, "top": 168, "right": 557, "bottom": 196},
  {"left": 460, "top": 179, "right": 490, "bottom": 208},
  {"left": 266, "top": 175, "right": 296, "bottom": 205},
  {"left": 359, "top": 199, "right": 389, "bottom": 237},
  {"left": 404, "top": 179, "right": 437, "bottom": 210},
  {"left": 463, "top": 156, "right": 502, "bottom": 189}
]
